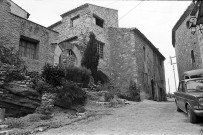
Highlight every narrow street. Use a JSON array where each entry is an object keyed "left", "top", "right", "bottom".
[{"left": 38, "top": 99, "right": 203, "bottom": 135}]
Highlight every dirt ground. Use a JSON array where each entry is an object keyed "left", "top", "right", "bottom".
[{"left": 37, "top": 99, "right": 203, "bottom": 135}]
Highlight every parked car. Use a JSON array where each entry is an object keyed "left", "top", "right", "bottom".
[
  {"left": 182, "top": 69, "right": 203, "bottom": 80},
  {"left": 174, "top": 78, "right": 203, "bottom": 123}
]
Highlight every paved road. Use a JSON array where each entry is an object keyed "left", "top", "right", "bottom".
[{"left": 38, "top": 99, "right": 203, "bottom": 135}]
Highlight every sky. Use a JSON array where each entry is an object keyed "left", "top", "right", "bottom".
[{"left": 12, "top": 0, "right": 192, "bottom": 93}]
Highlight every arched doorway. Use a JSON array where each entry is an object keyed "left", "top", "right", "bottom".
[
  {"left": 54, "top": 42, "right": 82, "bottom": 67},
  {"left": 59, "top": 49, "right": 77, "bottom": 67}
]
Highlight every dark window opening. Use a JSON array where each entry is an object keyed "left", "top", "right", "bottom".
[
  {"left": 93, "top": 14, "right": 104, "bottom": 28},
  {"left": 96, "top": 41, "right": 104, "bottom": 59},
  {"left": 159, "top": 58, "right": 162, "bottom": 66},
  {"left": 68, "top": 49, "right": 74, "bottom": 56},
  {"left": 71, "top": 15, "right": 80, "bottom": 27},
  {"left": 191, "top": 50, "right": 195, "bottom": 64},
  {"left": 143, "top": 46, "right": 146, "bottom": 62},
  {"left": 19, "top": 36, "right": 38, "bottom": 59}
]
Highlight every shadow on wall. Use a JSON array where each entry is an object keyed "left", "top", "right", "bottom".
[{"left": 97, "top": 70, "right": 109, "bottom": 84}]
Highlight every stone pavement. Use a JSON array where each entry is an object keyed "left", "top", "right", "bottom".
[{"left": 38, "top": 99, "right": 203, "bottom": 135}]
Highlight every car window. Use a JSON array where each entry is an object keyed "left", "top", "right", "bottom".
[
  {"left": 186, "top": 79, "right": 203, "bottom": 92},
  {"left": 178, "top": 82, "right": 183, "bottom": 92}
]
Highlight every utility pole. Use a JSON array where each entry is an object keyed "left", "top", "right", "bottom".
[{"left": 170, "top": 56, "right": 177, "bottom": 91}]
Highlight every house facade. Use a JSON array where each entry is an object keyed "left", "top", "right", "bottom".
[
  {"left": 172, "top": 2, "right": 203, "bottom": 80},
  {"left": 0, "top": 0, "right": 58, "bottom": 72}
]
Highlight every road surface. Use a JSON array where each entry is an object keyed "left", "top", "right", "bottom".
[{"left": 38, "top": 99, "right": 203, "bottom": 135}]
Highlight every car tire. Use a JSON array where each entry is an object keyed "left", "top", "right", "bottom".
[
  {"left": 187, "top": 105, "right": 198, "bottom": 123},
  {"left": 175, "top": 100, "right": 182, "bottom": 112}
]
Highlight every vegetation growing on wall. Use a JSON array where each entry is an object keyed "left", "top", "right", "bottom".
[{"left": 81, "top": 32, "right": 99, "bottom": 84}]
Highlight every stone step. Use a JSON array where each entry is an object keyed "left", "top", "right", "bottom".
[
  {"left": 0, "top": 125, "right": 8, "bottom": 130},
  {"left": 0, "top": 130, "right": 12, "bottom": 135}
]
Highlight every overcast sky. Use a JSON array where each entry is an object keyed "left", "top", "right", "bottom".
[{"left": 12, "top": 0, "right": 192, "bottom": 93}]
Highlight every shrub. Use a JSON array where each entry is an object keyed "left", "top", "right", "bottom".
[
  {"left": 65, "top": 66, "right": 91, "bottom": 87},
  {"left": 41, "top": 64, "right": 65, "bottom": 87},
  {"left": 55, "top": 81, "right": 87, "bottom": 108},
  {"left": 118, "top": 81, "right": 141, "bottom": 101},
  {"left": 4, "top": 70, "right": 26, "bottom": 83},
  {"left": 34, "top": 79, "right": 57, "bottom": 95}
]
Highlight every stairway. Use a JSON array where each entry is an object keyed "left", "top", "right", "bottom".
[{"left": 0, "top": 125, "right": 11, "bottom": 135}]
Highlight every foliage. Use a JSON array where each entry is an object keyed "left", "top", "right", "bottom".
[
  {"left": 0, "top": 44, "right": 25, "bottom": 68},
  {"left": 4, "top": 69, "right": 26, "bottom": 83},
  {"left": 0, "top": 45, "right": 27, "bottom": 84},
  {"left": 41, "top": 64, "right": 65, "bottom": 87},
  {"left": 64, "top": 66, "right": 91, "bottom": 87},
  {"left": 118, "top": 81, "right": 141, "bottom": 101},
  {"left": 81, "top": 32, "right": 99, "bottom": 84},
  {"left": 34, "top": 79, "right": 58, "bottom": 95},
  {"left": 55, "top": 81, "right": 87, "bottom": 108}
]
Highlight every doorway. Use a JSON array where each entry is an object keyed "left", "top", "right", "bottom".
[{"left": 151, "top": 79, "right": 155, "bottom": 100}]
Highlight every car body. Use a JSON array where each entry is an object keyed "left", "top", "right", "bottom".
[{"left": 174, "top": 78, "right": 203, "bottom": 123}]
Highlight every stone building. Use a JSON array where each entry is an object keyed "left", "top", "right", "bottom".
[
  {"left": 172, "top": 2, "right": 203, "bottom": 80},
  {"left": 0, "top": 0, "right": 58, "bottom": 72},
  {"left": 49, "top": 3, "right": 166, "bottom": 101}
]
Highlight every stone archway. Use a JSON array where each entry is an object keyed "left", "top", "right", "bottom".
[{"left": 54, "top": 42, "right": 82, "bottom": 67}]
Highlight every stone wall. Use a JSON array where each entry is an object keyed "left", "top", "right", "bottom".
[
  {"left": 106, "top": 27, "right": 166, "bottom": 101},
  {"left": 175, "top": 15, "right": 201, "bottom": 80},
  {"left": 107, "top": 28, "right": 138, "bottom": 95},
  {"left": 0, "top": 0, "right": 58, "bottom": 72}
]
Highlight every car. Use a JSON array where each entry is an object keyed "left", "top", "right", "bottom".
[
  {"left": 174, "top": 78, "right": 203, "bottom": 123},
  {"left": 182, "top": 69, "right": 203, "bottom": 80}
]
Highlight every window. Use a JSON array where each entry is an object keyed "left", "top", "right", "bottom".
[
  {"left": 96, "top": 41, "right": 104, "bottom": 58},
  {"left": 159, "top": 58, "right": 162, "bottom": 66},
  {"left": 191, "top": 50, "right": 195, "bottom": 64},
  {"left": 68, "top": 49, "right": 74, "bottom": 56},
  {"left": 71, "top": 15, "right": 80, "bottom": 27},
  {"left": 143, "top": 47, "right": 146, "bottom": 62},
  {"left": 19, "top": 37, "right": 38, "bottom": 59},
  {"left": 93, "top": 14, "right": 104, "bottom": 28}
]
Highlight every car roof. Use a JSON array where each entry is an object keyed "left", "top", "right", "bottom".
[{"left": 183, "top": 69, "right": 203, "bottom": 77}]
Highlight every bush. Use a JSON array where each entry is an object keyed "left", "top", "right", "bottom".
[
  {"left": 118, "top": 81, "right": 141, "bottom": 101},
  {"left": 55, "top": 81, "right": 87, "bottom": 108},
  {"left": 4, "top": 70, "right": 26, "bottom": 83},
  {"left": 42, "top": 64, "right": 65, "bottom": 87},
  {"left": 65, "top": 66, "right": 91, "bottom": 87}
]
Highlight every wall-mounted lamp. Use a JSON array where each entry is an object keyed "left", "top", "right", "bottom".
[
  {"left": 198, "top": 24, "right": 203, "bottom": 34},
  {"left": 187, "top": 16, "right": 197, "bottom": 35}
]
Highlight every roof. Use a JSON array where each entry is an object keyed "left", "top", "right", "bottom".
[
  {"left": 61, "top": 3, "right": 89, "bottom": 18},
  {"left": 7, "top": 0, "right": 30, "bottom": 18},
  {"left": 133, "top": 28, "right": 165, "bottom": 60},
  {"left": 10, "top": 12, "right": 59, "bottom": 34},
  {"left": 172, "top": 2, "right": 195, "bottom": 47},
  {"left": 60, "top": 3, "right": 118, "bottom": 18},
  {"left": 48, "top": 21, "right": 62, "bottom": 29}
]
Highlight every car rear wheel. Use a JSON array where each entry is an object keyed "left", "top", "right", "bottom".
[{"left": 187, "top": 105, "right": 198, "bottom": 123}]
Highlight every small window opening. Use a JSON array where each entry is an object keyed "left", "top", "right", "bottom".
[
  {"left": 71, "top": 15, "right": 80, "bottom": 27},
  {"left": 93, "top": 14, "right": 104, "bottom": 28},
  {"left": 143, "top": 47, "right": 146, "bottom": 62},
  {"left": 191, "top": 50, "right": 195, "bottom": 64}
]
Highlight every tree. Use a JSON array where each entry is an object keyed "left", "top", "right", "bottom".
[{"left": 81, "top": 32, "right": 99, "bottom": 84}]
